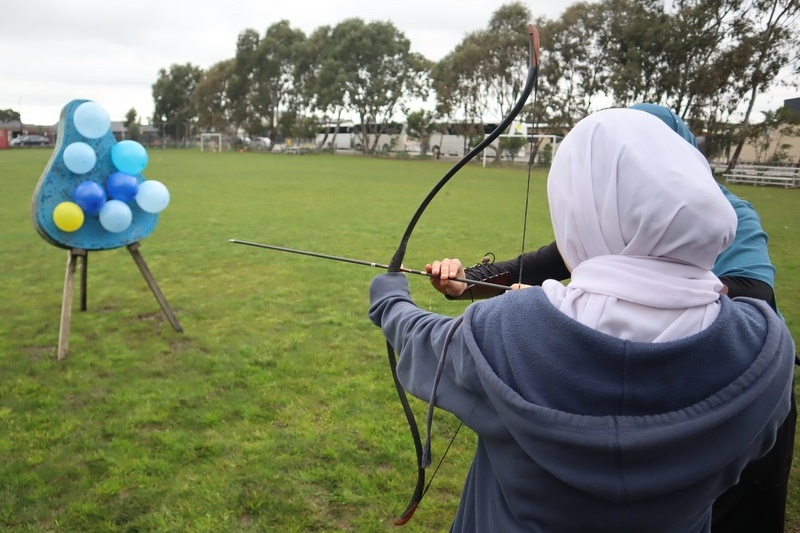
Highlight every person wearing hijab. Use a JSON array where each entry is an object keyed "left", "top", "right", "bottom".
[
  {"left": 369, "top": 108, "right": 795, "bottom": 532},
  {"left": 429, "top": 103, "right": 777, "bottom": 308},
  {"left": 426, "top": 103, "right": 795, "bottom": 533}
]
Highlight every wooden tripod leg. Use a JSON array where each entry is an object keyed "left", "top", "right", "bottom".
[
  {"left": 80, "top": 251, "right": 88, "bottom": 311},
  {"left": 127, "top": 242, "right": 183, "bottom": 332},
  {"left": 58, "top": 249, "right": 84, "bottom": 360}
]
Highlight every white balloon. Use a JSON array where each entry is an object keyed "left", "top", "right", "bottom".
[
  {"left": 74, "top": 102, "right": 110, "bottom": 139},
  {"left": 135, "top": 180, "right": 170, "bottom": 213},
  {"left": 63, "top": 142, "right": 97, "bottom": 174},
  {"left": 98, "top": 200, "right": 132, "bottom": 233}
]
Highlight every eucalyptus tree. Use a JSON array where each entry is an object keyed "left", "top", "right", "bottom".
[
  {"left": 227, "top": 29, "right": 261, "bottom": 137},
  {"left": 328, "top": 18, "right": 431, "bottom": 154},
  {"left": 655, "top": 0, "right": 739, "bottom": 118},
  {"left": 251, "top": 21, "right": 307, "bottom": 145},
  {"left": 648, "top": 0, "right": 759, "bottom": 151},
  {"left": 435, "top": 3, "right": 533, "bottom": 123},
  {"left": 298, "top": 25, "right": 349, "bottom": 149},
  {"left": 432, "top": 36, "right": 488, "bottom": 147},
  {"left": 538, "top": 0, "right": 732, "bottom": 126},
  {"left": 434, "top": 3, "right": 534, "bottom": 159},
  {"left": 123, "top": 108, "right": 140, "bottom": 141},
  {"left": 151, "top": 63, "right": 203, "bottom": 140},
  {"left": 404, "top": 108, "right": 437, "bottom": 155},
  {"left": 484, "top": 3, "right": 539, "bottom": 120},
  {"left": 723, "top": 0, "right": 800, "bottom": 166},
  {"left": 196, "top": 59, "right": 235, "bottom": 134},
  {"left": 0, "top": 109, "right": 20, "bottom": 122},
  {"left": 746, "top": 107, "right": 800, "bottom": 163},
  {"left": 591, "top": 0, "right": 669, "bottom": 105},
  {"left": 537, "top": 3, "right": 612, "bottom": 128},
  {"left": 226, "top": 22, "right": 307, "bottom": 145},
  {"left": 538, "top": 0, "right": 798, "bottom": 161}
]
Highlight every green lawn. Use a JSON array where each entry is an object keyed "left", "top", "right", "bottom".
[{"left": 1, "top": 148, "right": 798, "bottom": 532}]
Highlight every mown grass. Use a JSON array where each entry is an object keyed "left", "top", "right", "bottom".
[{"left": 0, "top": 148, "right": 798, "bottom": 532}]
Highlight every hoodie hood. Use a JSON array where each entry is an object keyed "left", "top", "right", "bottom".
[{"left": 462, "top": 288, "right": 793, "bottom": 504}]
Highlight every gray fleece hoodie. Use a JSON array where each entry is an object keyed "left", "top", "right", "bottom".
[{"left": 369, "top": 273, "right": 794, "bottom": 532}]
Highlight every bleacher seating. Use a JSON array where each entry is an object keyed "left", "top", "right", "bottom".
[{"left": 721, "top": 164, "right": 800, "bottom": 189}]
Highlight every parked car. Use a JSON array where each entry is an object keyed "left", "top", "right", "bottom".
[{"left": 11, "top": 134, "right": 51, "bottom": 146}]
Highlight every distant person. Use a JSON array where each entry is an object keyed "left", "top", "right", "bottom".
[
  {"left": 426, "top": 103, "right": 796, "bottom": 533},
  {"left": 370, "top": 108, "right": 795, "bottom": 532}
]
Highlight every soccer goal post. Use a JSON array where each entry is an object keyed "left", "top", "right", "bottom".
[{"left": 200, "top": 133, "right": 222, "bottom": 152}]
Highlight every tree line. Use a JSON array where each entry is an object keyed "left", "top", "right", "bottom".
[{"left": 147, "top": 0, "right": 799, "bottom": 162}]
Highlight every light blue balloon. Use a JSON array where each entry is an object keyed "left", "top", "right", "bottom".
[
  {"left": 111, "top": 140, "right": 148, "bottom": 175},
  {"left": 63, "top": 142, "right": 97, "bottom": 174},
  {"left": 73, "top": 102, "right": 110, "bottom": 139},
  {"left": 135, "top": 180, "right": 170, "bottom": 213},
  {"left": 98, "top": 199, "right": 132, "bottom": 233}
]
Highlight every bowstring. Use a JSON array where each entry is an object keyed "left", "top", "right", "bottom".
[
  {"left": 421, "top": 54, "right": 542, "bottom": 502},
  {"left": 518, "top": 62, "right": 540, "bottom": 286},
  {"left": 395, "top": 24, "right": 541, "bottom": 523}
]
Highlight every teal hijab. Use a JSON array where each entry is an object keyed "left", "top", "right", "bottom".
[
  {"left": 628, "top": 103, "right": 776, "bottom": 290},
  {"left": 629, "top": 103, "right": 699, "bottom": 148}
]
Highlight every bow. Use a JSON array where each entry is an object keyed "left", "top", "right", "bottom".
[{"left": 387, "top": 23, "right": 541, "bottom": 525}]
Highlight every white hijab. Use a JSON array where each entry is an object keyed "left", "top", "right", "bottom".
[{"left": 542, "top": 109, "right": 738, "bottom": 342}]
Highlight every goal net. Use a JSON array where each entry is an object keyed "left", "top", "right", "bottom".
[{"left": 200, "top": 133, "right": 222, "bottom": 152}]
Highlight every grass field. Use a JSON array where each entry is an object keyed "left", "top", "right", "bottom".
[{"left": 1, "top": 148, "right": 798, "bottom": 532}]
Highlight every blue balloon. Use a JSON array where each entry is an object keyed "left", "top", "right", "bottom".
[
  {"left": 63, "top": 142, "right": 97, "bottom": 174},
  {"left": 105, "top": 171, "right": 139, "bottom": 202},
  {"left": 111, "top": 140, "right": 148, "bottom": 175},
  {"left": 72, "top": 180, "right": 106, "bottom": 215},
  {"left": 73, "top": 102, "right": 110, "bottom": 139},
  {"left": 135, "top": 180, "right": 170, "bottom": 213},
  {"left": 98, "top": 200, "right": 132, "bottom": 233}
]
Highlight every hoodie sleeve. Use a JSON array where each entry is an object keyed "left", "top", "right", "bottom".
[{"left": 369, "top": 273, "right": 510, "bottom": 437}]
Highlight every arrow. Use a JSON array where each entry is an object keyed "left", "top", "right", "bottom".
[{"left": 229, "top": 239, "right": 511, "bottom": 292}]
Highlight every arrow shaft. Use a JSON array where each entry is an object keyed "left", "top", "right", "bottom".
[{"left": 229, "top": 239, "right": 510, "bottom": 292}]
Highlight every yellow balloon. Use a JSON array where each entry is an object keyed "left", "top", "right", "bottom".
[{"left": 53, "top": 201, "right": 85, "bottom": 232}]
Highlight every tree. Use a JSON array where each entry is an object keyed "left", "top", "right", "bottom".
[
  {"left": 530, "top": 0, "right": 799, "bottom": 165},
  {"left": 404, "top": 109, "right": 437, "bottom": 155},
  {"left": 724, "top": 0, "right": 800, "bottom": 167},
  {"left": 499, "top": 131, "right": 528, "bottom": 162},
  {"left": 547, "top": 0, "right": 738, "bottom": 126},
  {"left": 594, "top": 0, "right": 670, "bottom": 105},
  {"left": 279, "top": 112, "right": 318, "bottom": 143},
  {"left": 329, "top": 18, "right": 431, "bottom": 153},
  {"left": 227, "top": 29, "right": 261, "bottom": 138},
  {"left": 539, "top": 143, "right": 554, "bottom": 166},
  {"left": 226, "top": 22, "right": 307, "bottom": 146},
  {"left": 196, "top": 59, "right": 235, "bottom": 133},
  {"left": 655, "top": 0, "right": 739, "bottom": 118},
  {"left": 123, "top": 108, "right": 140, "bottom": 141},
  {"left": 483, "top": 3, "right": 537, "bottom": 120},
  {"left": 537, "top": 3, "right": 612, "bottom": 129},
  {"left": 0, "top": 109, "right": 20, "bottom": 122},
  {"left": 299, "top": 25, "right": 350, "bottom": 151},
  {"left": 434, "top": 3, "right": 533, "bottom": 160},
  {"left": 432, "top": 36, "right": 489, "bottom": 151},
  {"left": 251, "top": 21, "right": 307, "bottom": 144},
  {"left": 745, "top": 106, "right": 800, "bottom": 163},
  {"left": 152, "top": 63, "right": 203, "bottom": 140}
]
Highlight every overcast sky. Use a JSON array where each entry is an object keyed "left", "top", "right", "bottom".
[{"left": 1, "top": 0, "right": 796, "bottom": 126}]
